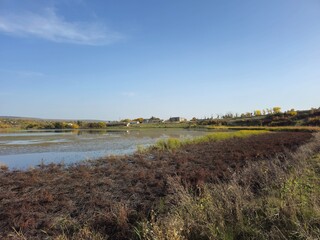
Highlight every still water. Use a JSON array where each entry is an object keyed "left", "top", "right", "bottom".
[{"left": 0, "top": 129, "right": 209, "bottom": 170}]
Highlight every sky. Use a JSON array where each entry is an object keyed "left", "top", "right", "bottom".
[{"left": 0, "top": 0, "right": 319, "bottom": 120}]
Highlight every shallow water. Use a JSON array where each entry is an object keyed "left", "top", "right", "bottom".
[{"left": 0, "top": 129, "right": 209, "bottom": 169}]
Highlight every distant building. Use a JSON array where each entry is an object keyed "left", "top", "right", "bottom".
[
  {"left": 168, "top": 117, "right": 187, "bottom": 122},
  {"left": 129, "top": 121, "right": 140, "bottom": 125},
  {"left": 143, "top": 116, "right": 163, "bottom": 123}
]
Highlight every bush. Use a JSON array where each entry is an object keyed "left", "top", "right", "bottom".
[
  {"left": 304, "top": 117, "right": 320, "bottom": 126},
  {"left": 86, "top": 122, "right": 107, "bottom": 129}
]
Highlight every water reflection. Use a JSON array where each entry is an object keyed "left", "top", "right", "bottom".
[{"left": 0, "top": 129, "right": 210, "bottom": 170}]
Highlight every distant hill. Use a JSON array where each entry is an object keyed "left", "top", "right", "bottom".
[
  {"left": 0, "top": 116, "right": 43, "bottom": 120},
  {"left": 1, "top": 107, "right": 320, "bottom": 129},
  {"left": 0, "top": 116, "right": 106, "bottom": 122},
  {"left": 0, "top": 116, "right": 109, "bottom": 129},
  {"left": 197, "top": 108, "right": 320, "bottom": 127}
]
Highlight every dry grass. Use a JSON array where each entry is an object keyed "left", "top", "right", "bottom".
[
  {"left": 0, "top": 132, "right": 318, "bottom": 239},
  {"left": 137, "top": 133, "right": 320, "bottom": 240}
]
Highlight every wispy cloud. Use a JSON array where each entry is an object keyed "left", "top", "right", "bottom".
[
  {"left": 17, "top": 71, "right": 45, "bottom": 78},
  {"left": 0, "top": 69, "right": 45, "bottom": 78},
  {"left": 0, "top": 8, "right": 123, "bottom": 45}
]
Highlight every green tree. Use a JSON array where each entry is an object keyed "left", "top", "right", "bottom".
[
  {"left": 273, "top": 107, "right": 282, "bottom": 114},
  {"left": 71, "top": 123, "right": 79, "bottom": 129},
  {"left": 121, "top": 119, "right": 131, "bottom": 123},
  {"left": 254, "top": 110, "right": 262, "bottom": 116},
  {"left": 87, "top": 122, "right": 106, "bottom": 129},
  {"left": 97, "top": 122, "right": 106, "bottom": 128},
  {"left": 223, "top": 112, "right": 234, "bottom": 119},
  {"left": 266, "top": 108, "right": 273, "bottom": 114},
  {"left": 77, "top": 120, "right": 83, "bottom": 127},
  {"left": 54, "top": 122, "right": 64, "bottom": 129},
  {"left": 133, "top": 118, "right": 144, "bottom": 123},
  {"left": 245, "top": 112, "right": 252, "bottom": 117},
  {"left": 287, "top": 109, "right": 297, "bottom": 116},
  {"left": 190, "top": 117, "right": 197, "bottom": 122}
]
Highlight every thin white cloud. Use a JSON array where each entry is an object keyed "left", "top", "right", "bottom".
[
  {"left": 0, "top": 69, "right": 45, "bottom": 78},
  {"left": 0, "top": 8, "right": 123, "bottom": 45},
  {"left": 16, "top": 71, "right": 45, "bottom": 78}
]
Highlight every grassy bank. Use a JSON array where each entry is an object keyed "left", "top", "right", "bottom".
[
  {"left": 137, "top": 136, "right": 320, "bottom": 240},
  {"left": 0, "top": 132, "right": 318, "bottom": 239}
]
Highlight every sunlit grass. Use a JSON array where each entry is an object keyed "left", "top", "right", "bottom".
[
  {"left": 136, "top": 151, "right": 320, "bottom": 240},
  {"left": 153, "top": 130, "right": 268, "bottom": 151}
]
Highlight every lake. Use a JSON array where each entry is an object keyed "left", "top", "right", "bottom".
[{"left": 0, "top": 129, "right": 210, "bottom": 170}]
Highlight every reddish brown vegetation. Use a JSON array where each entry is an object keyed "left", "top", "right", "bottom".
[{"left": 0, "top": 132, "right": 314, "bottom": 239}]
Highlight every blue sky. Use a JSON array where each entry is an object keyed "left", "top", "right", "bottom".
[{"left": 0, "top": 0, "right": 319, "bottom": 120}]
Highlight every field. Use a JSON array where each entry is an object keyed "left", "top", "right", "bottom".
[{"left": 0, "top": 131, "right": 319, "bottom": 239}]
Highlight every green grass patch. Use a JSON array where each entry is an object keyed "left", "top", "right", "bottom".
[{"left": 152, "top": 130, "right": 268, "bottom": 151}]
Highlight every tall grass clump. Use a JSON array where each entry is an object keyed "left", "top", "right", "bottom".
[
  {"left": 153, "top": 138, "right": 183, "bottom": 151},
  {"left": 193, "top": 130, "right": 268, "bottom": 143},
  {"left": 153, "top": 130, "right": 268, "bottom": 151}
]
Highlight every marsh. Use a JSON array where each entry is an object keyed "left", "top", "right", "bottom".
[{"left": 0, "top": 129, "right": 209, "bottom": 169}]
